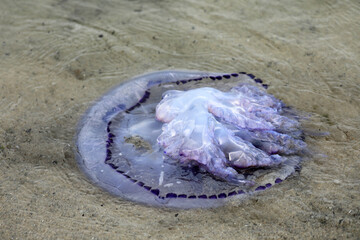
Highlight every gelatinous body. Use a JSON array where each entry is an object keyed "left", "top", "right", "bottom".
[
  {"left": 156, "top": 85, "right": 306, "bottom": 184},
  {"left": 75, "top": 70, "right": 307, "bottom": 209}
]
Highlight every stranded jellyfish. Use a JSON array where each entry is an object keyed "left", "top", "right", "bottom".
[{"left": 75, "top": 70, "right": 308, "bottom": 208}]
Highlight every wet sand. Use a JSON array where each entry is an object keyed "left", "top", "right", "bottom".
[{"left": 1, "top": 0, "right": 359, "bottom": 239}]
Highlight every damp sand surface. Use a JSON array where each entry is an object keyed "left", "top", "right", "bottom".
[{"left": 0, "top": 0, "right": 359, "bottom": 239}]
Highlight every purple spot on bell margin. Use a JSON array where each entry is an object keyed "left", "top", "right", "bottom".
[
  {"left": 176, "top": 81, "right": 180, "bottom": 85},
  {"left": 108, "top": 133, "right": 115, "bottom": 139},
  {"left": 188, "top": 195, "right": 196, "bottom": 199},
  {"left": 239, "top": 71, "right": 247, "bottom": 74},
  {"left": 254, "top": 78, "right": 263, "bottom": 83},
  {"left": 116, "top": 169, "right": 124, "bottom": 174},
  {"left": 231, "top": 73, "right": 239, "bottom": 77},
  {"left": 209, "top": 195, "right": 217, "bottom": 199},
  {"left": 123, "top": 174, "right": 131, "bottom": 179},
  {"left": 238, "top": 190, "right": 245, "bottom": 194},
  {"left": 216, "top": 76, "right": 222, "bottom": 80},
  {"left": 181, "top": 80, "right": 187, "bottom": 84},
  {"left": 139, "top": 91, "right": 150, "bottom": 103},
  {"left": 151, "top": 189, "right": 160, "bottom": 196},
  {"left": 129, "top": 178, "right": 137, "bottom": 183},
  {"left": 106, "top": 151, "right": 112, "bottom": 160},
  {"left": 143, "top": 186, "right": 151, "bottom": 191},
  {"left": 255, "top": 186, "right": 266, "bottom": 191},
  {"left": 228, "top": 191, "right": 237, "bottom": 196},
  {"left": 262, "top": 84, "right": 269, "bottom": 89},
  {"left": 178, "top": 194, "right": 187, "bottom": 198},
  {"left": 198, "top": 195, "right": 207, "bottom": 199},
  {"left": 275, "top": 178, "right": 283, "bottom": 184},
  {"left": 265, "top": 183, "right": 272, "bottom": 188},
  {"left": 218, "top": 193, "right": 226, "bottom": 199},
  {"left": 210, "top": 76, "right": 216, "bottom": 80},
  {"left": 247, "top": 73, "right": 256, "bottom": 79},
  {"left": 166, "top": 193, "right": 177, "bottom": 198},
  {"left": 108, "top": 162, "right": 116, "bottom": 168},
  {"left": 137, "top": 181, "right": 144, "bottom": 187},
  {"left": 223, "top": 74, "right": 231, "bottom": 79}
]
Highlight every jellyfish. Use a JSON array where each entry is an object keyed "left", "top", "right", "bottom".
[{"left": 75, "top": 70, "right": 307, "bottom": 208}]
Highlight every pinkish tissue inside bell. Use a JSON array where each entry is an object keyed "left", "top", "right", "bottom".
[{"left": 155, "top": 84, "right": 306, "bottom": 184}]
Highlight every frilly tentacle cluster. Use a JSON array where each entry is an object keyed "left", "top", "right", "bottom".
[{"left": 156, "top": 84, "right": 306, "bottom": 184}]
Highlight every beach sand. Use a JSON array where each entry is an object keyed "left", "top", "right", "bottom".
[{"left": 0, "top": 0, "right": 359, "bottom": 239}]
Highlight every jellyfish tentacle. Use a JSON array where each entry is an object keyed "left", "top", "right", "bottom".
[
  {"left": 208, "top": 104, "right": 275, "bottom": 130},
  {"left": 214, "top": 122, "right": 284, "bottom": 168},
  {"left": 234, "top": 129, "right": 307, "bottom": 155}
]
